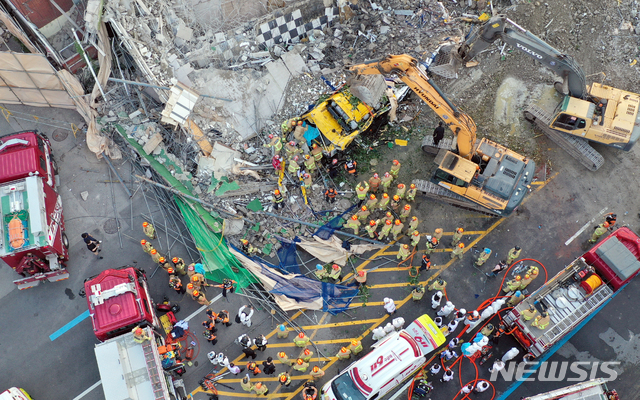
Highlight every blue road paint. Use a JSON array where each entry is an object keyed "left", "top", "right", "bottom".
[
  {"left": 49, "top": 309, "right": 90, "bottom": 341},
  {"left": 496, "top": 292, "right": 619, "bottom": 400}
]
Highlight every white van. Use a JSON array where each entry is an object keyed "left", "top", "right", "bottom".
[
  {"left": 321, "top": 314, "right": 446, "bottom": 400},
  {"left": 0, "top": 388, "right": 32, "bottom": 400}
]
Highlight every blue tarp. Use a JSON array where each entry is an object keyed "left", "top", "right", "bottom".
[
  {"left": 303, "top": 123, "right": 320, "bottom": 146},
  {"left": 314, "top": 204, "right": 357, "bottom": 240},
  {"left": 322, "top": 282, "right": 359, "bottom": 315},
  {"left": 277, "top": 237, "right": 301, "bottom": 274}
]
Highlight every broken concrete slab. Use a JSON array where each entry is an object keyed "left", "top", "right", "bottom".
[
  {"left": 281, "top": 51, "right": 308, "bottom": 77},
  {"left": 265, "top": 59, "right": 292, "bottom": 92},
  {"left": 223, "top": 218, "right": 245, "bottom": 235}
]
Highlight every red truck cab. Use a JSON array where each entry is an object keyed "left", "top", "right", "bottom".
[
  {"left": 84, "top": 266, "right": 159, "bottom": 341},
  {"left": 0, "top": 130, "right": 69, "bottom": 289}
]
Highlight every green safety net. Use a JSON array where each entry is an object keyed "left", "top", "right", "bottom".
[{"left": 115, "top": 124, "right": 257, "bottom": 289}]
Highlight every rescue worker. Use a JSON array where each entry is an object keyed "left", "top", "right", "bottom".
[
  {"left": 140, "top": 239, "right": 153, "bottom": 254},
  {"left": 412, "top": 284, "right": 425, "bottom": 301},
  {"left": 390, "top": 195, "right": 401, "bottom": 212},
  {"left": 431, "top": 290, "right": 443, "bottom": 309},
  {"left": 507, "top": 290, "right": 525, "bottom": 307},
  {"left": 531, "top": 312, "right": 550, "bottom": 329},
  {"left": 356, "top": 205, "right": 370, "bottom": 221},
  {"left": 191, "top": 272, "right": 208, "bottom": 290},
  {"left": 314, "top": 264, "right": 328, "bottom": 280},
  {"left": 277, "top": 324, "right": 289, "bottom": 339},
  {"left": 428, "top": 278, "right": 447, "bottom": 291},
  {"left": 400, "top": 203, "right": 411, "bottom": 221},
  {"left": 310, "top": 365, "right": 325, "bottom": 380},
  {"left": 420, "top": 254, "right": 431, "bottom": 272},
  {"left": 241, "top": 375, "right": 255, "bottom": 392},
  {"left": 424, "top": 237, "right": 438, "bottom": 255},
  {"left": 203, "top": 329, "right": 217, "bottom": 345},
  {"left": 293, "top": 332, "right": 310, "bottom": 348},
  {"left": 503, "top": 275, "right": 522, "bottom": 293},
  {"left": 169, "top": 270, "right": 184, "bottom": 294},
  {"left": 301, "top": 348, "right": 313, "bottom": 362},
  {"left": 344, "top": 159, "right": 358, "bottom": 177},
  {"left": 395, "top": 183, "right": 407, "bottom": 199},
  {"left": 451, "top": 227, "right": 464, "bottom": 246},
  {"left": 355, "top": 270, "right": 367, "bottom": 286},
  {"left": 272, "top": 189, "right": 284, "bottom": 210},
  {"left": 281, "top": 118, "right": 296, "bottom": 134},
  {"left": 263, "top": 134, "right": 283, "bottom": 154},
  {"left": 254, "top": 335, "right": 268, "bottom": 352},
  {"left": 325, "top": 187, "right": 337, "bottom": 203},
  {"left": 278, "top": 372, "right": 292, "bottom": 387},
  {"left": 476, "top": 248, "right": 492, "bottom": 266},
  {"left": 142, "top": 221, "right": 156, "bottom": 239},
  {"left": 247, "top": 362, "right": 261, "bottom": 376},
  {"left": 365, "top": 219, "right": 379, "bottom": 239},
  {"left": 311, "top": 143, "right": 323, "bottom": 163},
  {"left": 589, "top": 223, "right": 608, "bottom": 243},
  {"left": 272, "top": 154, "right": 283, "bottom": 173},
  {"left": 451, "top": 242, "right": 464, "bottom": 260},
  {"left": 158, "top": 257, "right": 171, "bottom": 271},
  {"left": 390, "top": 160, "right": 401, "bottom": 180},
  {"left": 343, "top": 215, "right": 361, "bottom": 235},
  {"left": 381, "top": 172, "right": 393, "bottom": 191},
  {"left": 384, "top": 211, "right": 395, "bottom": 225},
  {"left": 277, "top": 351, "right": 293, "bottom": 366},
  {"left": 391, "top": 219, "right": 404, "bottom": 240},
  {"left": 519, "top": 273, "right": 535, "bottom": 290},
  {"left": 434, "top": 228, "right": 444, "bottom": 242},
  {"left": 406, "top": 216, "right": 419, "bottom": 236},
  {"left": 215, "top": 279, "right": 236, "bottom": 298},
  {"left": 285, "top": 141, "right": 301, "bottom": 159},
  {"left": 366, "top": 194, "right": 378, "bottom": 209},
  {"left": 605, "top": 213, "right": 617, "bottom": 230},
  {"left": 506, "top": 246, "right": 522, "bottom": 264},
  {"left": 172, "top": 257, "right": 186, "bottom": 275},
  {"left": 253, "top": 382, "right": 269, "bottom": 396},
  {"left": 398, "top": 244, "right": 411, "bottom": 261},
  {"left": 202, "top": 319, "right": 216, "bottom": 332},
  {"left": 378, "top": 220, "right": 393, "bottom": 240},
  {"left": 293, "top": 121, "right": 307, "bottom": 142},
  {"left": 349, "top": 339, "right": 363, "bottom": 355},
  {"left": 187, "top": 263, "right": 196, "bottom": 278},
  {"left": 336, "top": 347, "right": 351, "bottom": 360},
  {"left": 411, "top": 231, "right": 421, "bottom": 247},
  {"left": 384, "top": 297, "right": 396, "bottom": 315},
  {"left": 438, "top": 301, "right": 455, "bottom": 317},
  {"left": 406, "top": 183, "right": 417, "bottom": 202},
  {"left": 369, "top": 173, "right": 381, "bottom": 193},
  {"left": 186, "top": 282, "right": 195, "bottom": 298},
  {"left": 288, "top": 156, "right": 301, "bottom": 175},
  {"left": 303, "top": 154, "right": 316, "bottom": 174},
  {"left": 327, "top": 158, "right": 339, "bottom": 178},
  {"left": 522, "top": 305, "right": 537, "bottom": 321},
  {"left": 217, "top": 310, "right": 232, "bottom": 327},
  {"left": 132, "top": 326, "right": 150, "bottom": 343},
  {"left": 328, "top": 264, "right": 342, "bottom": 282},
  {"left": 150, "top": 248, "right": 162, "bottom": 264},
  {"left": 355, "top": 181, "right": 369, "bottom": 202},
  {"left": 302, "top": 172, "right": 312, "bottom": 188},
  {"left": 378, "top": 192, "right": 391, "bottom": 210},
  {"left": 192, "top": 289, "right": 209, "bottom": 305},
  {"left": 293, "top": 358, "right": 309, "bottom": 373}
]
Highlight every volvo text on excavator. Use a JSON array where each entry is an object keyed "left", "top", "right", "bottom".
[
  {"left": 349, "top": 55, "right": 535, "bottom": 216},
  {"left": 431, "top": 15, "right": 640, "bottom": 171}
]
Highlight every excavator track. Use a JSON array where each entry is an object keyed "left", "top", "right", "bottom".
[
  {"left": 412, "top": 179, "right": 501, "bottom": 217},
  {"left": 524, "top": 104, "right": 604, "bottom": 171}
]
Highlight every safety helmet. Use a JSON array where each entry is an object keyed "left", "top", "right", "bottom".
[
  {"left": 316, "top": 264, "right": 323, "bottom": 271},
  {"left": 403, "top": 244, "right": 409, "bottom": 249},
  {"left": 249, "top": 362, "right": 257, "bottom": 369},
  {"left": 369, "top": 220, "right": 376, "bottom": 226},
  {"left": 192, "top": 275, "right": 199, "bottom": 282},
  {"left": 393, "top": 160, "right": 399, "bottom": 165},
  {"left": 280, "top": 374, "right": 288, "bottom": 382},
  {"left": 297, "top": 121, "right": 303, "bottom": 126},
  {"left": 386, "top": 212, "right": 392, "bottom": 217},
  {"left": 279, "top": 351, "right": 286, "bottom": 357},
  {"left": 457, "top": 227, "right": 464, "bottom": 233},
  {"left": 515, "top": 290, "right": 522, "bottom": 297},
  {"left": 515, "top": 246, "right": 521, "bottom": 250},
  {"left": 361, "top": 206, "right": 367, "bottom": 212},
  {"left": 297, "top": 358, "right": 304, "bottom": 365},
  {"left": 312, "top": 143, "right": 318, "bottom": 149},
  {"left": 332, "top": 159, "right": 338, "bottom": 165},
  {"left": 134, "top": 327, "right": 143, "bottom": 335},
  {"left": 143, "top": 222, "right": 149, "bottom": 227},
  {"left": 373, "top": 173, "right": 379, "bottom": 178},
  {"left": 304, "top": 348, "right": 311, "bottom": 355},
  {"left": 298, "top": 332, "right": 305, "bottom": 338},
  {"left": 192, "top": 289, "right": 200, "bottom": 296},
  {"left": 351, "top": 340, "right": 359, "bottom": 347},
  {"left": 431, "top": 237, "right": 438, "bottom": 244},
  {"left": 294, "top": 155, "right": 299, "bottom": 161},
  {"left": 525, "top": 274, "right": 530, "bottom": 279},
  {"left": 304, "top": 154, "right": 310, "bottom": 159},
  {"left": 332, "top": 264, "right": 340, "bottom": 270},
  {"left": 603, "top": 222, "right": 610, "bottom": 228},
  {"left": 410, "top": 183, "right": 416, "bottom": 189},
  {"left": 358, "top": 270, "right": 365, "bottom": 277},
  {"left": 167, "top": 267, "right": 174, "bottom": 274},
  {"left": 370, "top": 194, "right": 376, "bottom": 200},
  {"left": 150, "top": 249, "right": 157, "bottom": 255},
  {"left": 412, "top": 216, "right": 417, "bottom": 221},
  {"left": 279, "top": 325, "right": 286, "bottom": 331},
  {"left": 313, "top": 366, "right": 320, "bottom": 372},
  {"left": 435, "top": 228, "right": 443, "bottom": 234},
  {"left": 241, "top": 239, "right": 249, "bottom": 245},
  {"left": 255, "top": 383, "right": 262, "bottom": 389},
  {"left": 384, "top": 172, "right": 390, "bottom": 177},
  {"left": 395, "top": 220, "right": 401, "bottom": 225},
  {"left": 385, "top": 220, "right": 392, "bottom": 225},
  {"left": 140, "top": 239, "right": 147, "bottom": 245},
  {"left": 159, "top": 257, "right": 165, "bottom": 263},
  {"left": 515, "top": 275, "right": 522, "bottom": 281},
  {"left": 187, "top": 283, "right": 194, "bottom": 289},
  {"left": 188, "top": 264, "right": 195, "bottom": 271},
  {"left": 404, "top": 204, "right": 410, "bottom": 210},
  {"left": 306, "top": 396, "right": 313, "bottom": 400},
  {"left": 398, "top": 183, "right": 405, "bottom": 188},
  {"left": 484, "top": 248, "right": 491, "bottom": 254},
  {"left": 413, "top": 231, "right": 419, "bottom": 236},
  {"left": 274, "top": 189, "right": 280, "bottom": 195},
  {"left": 289, "top": 141, "right": 295, "bottom": 146},
  {"left": 393, "top": 195, "right": 400, "bottom": 201},
  {"left": 351, "top": 215, "right": 358, "bottom": 221},
  {"left": 458, "top": 243, "right": 464, "bottom": 248},
  {"left": 380, "top": 193, "right": 387, "bottom": 199},
  {"left": 172, "top": 257, "right": 179, "bottom": 263},
  {"left": 340, "top": 347, "right": 348, "bottom": 353},
  {"left": 304, "top": 173, "right": 310, "bottom": 178}
]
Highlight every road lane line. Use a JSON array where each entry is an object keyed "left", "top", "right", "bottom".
[
  {"left": 49, "top": 309, "right": 90, "bottom": 341},
  {"left": 564, "top": 207, "right": 608, "bottom": 246},
  {"left": 72, "top": 380, "right": 102, "bottom": 400}
]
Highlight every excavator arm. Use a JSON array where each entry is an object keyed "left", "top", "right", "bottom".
[
  {"left": 349, "top": 54, "right": 477, "bottom": 158},
  {"left": 433, "top": 15, "right": 587, "bottom": 98}
]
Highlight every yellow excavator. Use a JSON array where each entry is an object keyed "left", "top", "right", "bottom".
[
  {"left": 349, "top": 55, "right": 535, "bottom": 216},
  {"left": 430, "top": 15, "right": 640, "bottom": 171}
]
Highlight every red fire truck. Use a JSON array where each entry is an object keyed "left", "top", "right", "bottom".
[
  {"left": 0, "top": 130, "right": 69, "bottom": 289},
  {"left": 504, "top": 226, "right": 640, "bottom": 358}
]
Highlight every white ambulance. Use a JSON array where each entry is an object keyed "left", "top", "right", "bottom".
[{"left": 321, "top": 314, "right": 446, "bottom": 400}]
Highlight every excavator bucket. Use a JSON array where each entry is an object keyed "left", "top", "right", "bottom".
[{"left": 429, "top": 44, "right": 462, "bottom": 79}]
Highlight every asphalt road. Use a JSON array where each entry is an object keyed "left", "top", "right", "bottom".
[{"left": 1, "top": 103, "right": 639, "bottom": 400}]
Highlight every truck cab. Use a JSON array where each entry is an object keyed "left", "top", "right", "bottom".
[
  {"left": 84, "top": 266, "right": 159, "bottom": 341},
  {"left": 321, "top": 315, "right": 445, "bottom": 400}
]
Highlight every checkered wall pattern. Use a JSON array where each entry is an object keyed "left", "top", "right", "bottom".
[{"left": 256, "top": 8, "right": 339, "bottom": 48}]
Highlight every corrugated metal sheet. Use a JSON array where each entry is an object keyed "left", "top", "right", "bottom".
[{"left": 0, "top": 148, "right": 39, "bottom": 182}]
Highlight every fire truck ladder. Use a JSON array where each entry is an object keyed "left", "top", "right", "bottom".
[
  {"left": 540, "top": 285, "right": 613, "bottom": 347},
  {"left": 141, "top": 339, "right": 167, "bottom": 400}
]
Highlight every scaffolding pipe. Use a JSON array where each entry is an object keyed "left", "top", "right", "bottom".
[{"left": 103, "top": 153, "right": 132, "bottom": 197}]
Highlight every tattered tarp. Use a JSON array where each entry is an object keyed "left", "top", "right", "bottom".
[
  {"left": 277, "top": 237, "right": 301, "bottom": 274},
  {"left": 297, "top": 235, "right": 383, "bottom": 266},
  {"left": 315, "top": 204, "right": 357, "bottom": 240},
  {"left": 230, "top": 247, "right": 358, "bottom": 314}
]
